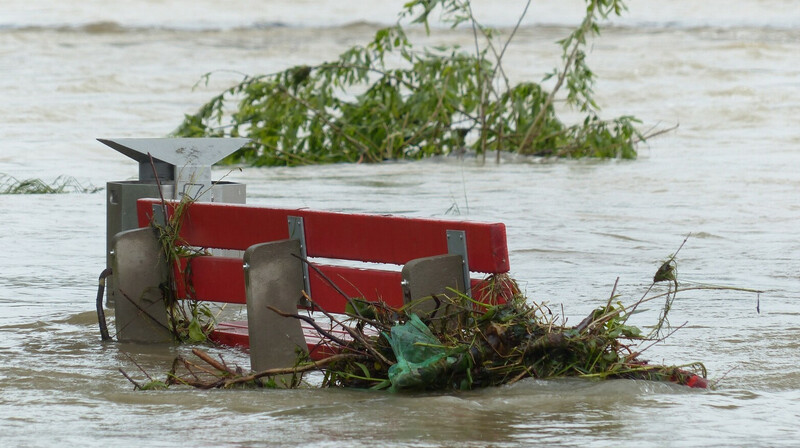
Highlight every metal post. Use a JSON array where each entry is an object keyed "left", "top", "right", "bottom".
[{"left": 446, "top": 229, "right": 471, "bottom": 297}]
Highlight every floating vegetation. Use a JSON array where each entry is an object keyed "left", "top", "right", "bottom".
[
  {"left": 174, "top": 0, "right": 670, "bottom": 166},
  {"left": 120, "top": 239, "right": 762, "bottom": 392},
  {"left": 0, "top": 173, "right": 100, "bottom": 194}
]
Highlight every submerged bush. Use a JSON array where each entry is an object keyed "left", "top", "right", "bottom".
[{"left": 174, "top": 0, "right": 654, "bottom": 166}]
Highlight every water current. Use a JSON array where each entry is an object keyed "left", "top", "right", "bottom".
[{"left": 1, "top": 1, "right": 799, "bottom": 446}]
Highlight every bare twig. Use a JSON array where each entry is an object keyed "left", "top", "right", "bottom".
[
  {"left": 226, "top": 353, "right": 366, "bottom": 387},
  {"left": 148, "top": 152, "right": 169, "bottom": 224},
  {"left": 517, "top": 25, "right": 585, "bottom": 153},
  {"left": 114, "top": 289, "right": 172, "bottom": 337},
  {"left": 266, "top": 305, "right": 352, "bottom": 347},
  {"left": 192, "top": 348, "right": 238, "bottom": 376},
  {"left": 605, "top": 277, "right": 620, "bottom": 312},
  {"left": 298, "top": 291, "right": 395, "bottom": 367},
  {"left": 118, "top": 368, "right": 142, "bottom": 390},
  {"left": 636, "top": 321, "right": 688, "bottom": 355},
  {"left": 290, "top": 253, "right": 391, "bottom": 332}
]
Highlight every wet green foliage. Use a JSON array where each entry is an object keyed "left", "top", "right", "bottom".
[
  {"left": 173, "top": 0, "right": 645, "bottom": 166},
  {"left": 139, "top": 380, "right": 168, "bottom": 391},
  {"left": 152, "top": 195, "right": 216, "bottom": 343},
  {"left": 0, "top": 173, "right": 100, "bottom": 194}
]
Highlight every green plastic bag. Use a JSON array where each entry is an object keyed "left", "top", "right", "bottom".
[{"left": 384, "top": 314, "right": 450, "bottom": 391}]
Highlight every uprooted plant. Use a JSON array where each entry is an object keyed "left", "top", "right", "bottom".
[
  {"left": 174, "top": 0, "right": 668, "bottom": 166},
  {"left": 122, "top": 237, "right": 762, "bottom": 392}
]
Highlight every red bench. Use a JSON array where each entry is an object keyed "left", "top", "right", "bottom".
[{"left": 113, "top": 198, "right": 511, "bottom": 371}]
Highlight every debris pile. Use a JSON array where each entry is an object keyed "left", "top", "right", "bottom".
[
  {"left": 295, "top": 273, "right": 707, "bottom": 391},
  {"left": 135, "top": 268, "right": 710, "bottom": 392}
]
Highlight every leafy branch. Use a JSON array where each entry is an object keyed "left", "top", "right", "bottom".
[{"left": 174, "top": 0, "right": 662, "bottom": 166}]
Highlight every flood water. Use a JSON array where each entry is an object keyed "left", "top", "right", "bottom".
[{"left": 1, "top": 1, "right": 799, "bottom": 446}]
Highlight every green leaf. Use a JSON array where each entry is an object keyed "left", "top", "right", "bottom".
[
  {"left": 354, "top": 362, "right": 373, "bottom": 379},
  {"left": 187, "top": 319, "right": 207, "bottom": 343},
  {"left": 619, "top": 325, "right": 642, "bottom": 338}
]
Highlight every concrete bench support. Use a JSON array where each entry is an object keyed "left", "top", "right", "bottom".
[
  {"left": 401, "top": 254, "right": 466, "bottom": 320},
  {"left": 112, "top": 227, "right": 171, "bottom": 343},
  {"left": 244, "top": 239, "right": 308, "bottom": 384}
]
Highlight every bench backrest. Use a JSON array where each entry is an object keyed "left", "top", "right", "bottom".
[{"left": 136, "top": 198, "right": 510, "bottom": 313}]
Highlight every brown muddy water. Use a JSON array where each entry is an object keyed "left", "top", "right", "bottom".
[{"left": 1, "top": 1, "right": 799, "bottom": 446}]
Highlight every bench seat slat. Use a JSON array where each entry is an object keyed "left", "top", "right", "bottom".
[
  {"left": 211, "top": 321, "right": 346, "bottom": 360},
  {"left": 138, "top": 199, "right": 510, "bottom": 273}
]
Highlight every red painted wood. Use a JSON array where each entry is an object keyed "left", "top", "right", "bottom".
[
  {"left": 171, "top": 256, "right": 404, "bottom": 309},
  {"left": 174, "top": 256, "right": 246, "bottom": 304},
  {"left": 209, "top": 322, "right": 249, "bottom": 348},
  {"left": 137, "top": 199, "right": 509, "bottom": 273},
  {"left": 212, "top": 321, "right": 351, "bottom": 360},
  {"left": 173, "top": 257, "right": 506, "bottom": 310},
  {"left": 138, "top": 198, "right": 513, "bottom": 352},
  {"left": 307, "top": 266, "right": 403, "bottom": 311}
]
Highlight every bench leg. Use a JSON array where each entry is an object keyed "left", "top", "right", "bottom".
[
  {"left": 112, "top": 227, "right": 172, "bottom": 343},
  {"left": 401, "top": 254, "right": 466, "bottom": 323},
  {"left": 244, "top": 239, "right": 308, "bottom": 386}
]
